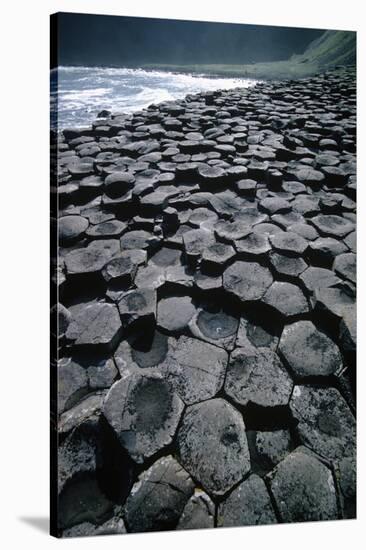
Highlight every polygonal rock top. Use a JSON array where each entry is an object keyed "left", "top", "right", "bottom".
[
  {"left": 268, "top": 447, "right": 338, "bottom": 522},
  {"left": 223, "top": 261, "right": 273, "bottom": 302},
  {"left": 103, "top": 372, "right": 184, "bottom": 463},
  {"left": 279, "top": 320, "right": 342, "bottom": 378},
  {"left": 165, "top": 336, "right": 228, "bottom": 405},
  {"left": 289, "top": 385, "right": 356, "bottom": 460},
  {"left": 263, "top": 281, "right": 309, "bottom": 317},
  {"left": 177, "top": 398, "right": 250, "bottom": 496},
  {"left": 218, "top": 474, "right": 277, "bottom": 527},
  {"left": 124, "top": 455, "right": 194, "bottom": 532},
  {"left": 224, "top": 347, "right": 293, "bottom": 407}
]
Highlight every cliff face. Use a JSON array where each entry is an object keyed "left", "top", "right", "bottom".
[
  {"left": 290, "top": 30, "right": 356, "bottom": 68},
  {"left": 142, "top": 30, "right": 356, "bottom": 79}
]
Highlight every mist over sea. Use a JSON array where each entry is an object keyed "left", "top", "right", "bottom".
[{"left": 51, "top": 66, "right": 257, "bottom": 129}]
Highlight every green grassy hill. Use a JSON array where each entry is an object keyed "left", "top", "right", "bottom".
[{"left": 142, "top": 30, "right": 356, "bottom": 80}]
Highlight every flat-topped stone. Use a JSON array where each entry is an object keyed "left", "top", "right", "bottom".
[
  {"left": 177, "top": 398, "right": 250, "bottom": 496},
  {"left": 103, "top": 372, "right": 184, "bottom": 463},
  {"left": 289, "top": 386, "right": 356, "bottom": 460},
  {"left": 279, "top": 320, "right": 342, "bottom": 378},
  {"left": 225, "top": 347, "right": 292, "bottom": 407},
  {"left": 223, "top": 261, "right": 273, "bottom": 302}
]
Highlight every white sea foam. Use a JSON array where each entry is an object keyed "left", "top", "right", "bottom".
[{"left": 51, "top": 66, "right": 258, "bottom": 128}]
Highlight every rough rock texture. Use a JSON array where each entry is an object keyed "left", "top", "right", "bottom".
[
  {"left": 177, "top": 398, "right": 251, "bottom": 496},
  {"left": 218, "top": 474, "right": 277, "bottom": 527},
  {"left": 268, "top": 447, "right": 339, "bottom": 522},
  {"left": 177, "top": 490, "right": 215, "bottom": 530},
  {"left": 290, "top": 386, "right": 356, "bottom": 460},
  {"left": 164, "top": 336, "right": 228, "bottom": 405},
  {"left": 223, "top": 261, "right": 273, "bottom": 302},
  {"left": 225, "top": 347, "right": 293, "bottom": 407},
  {"left": 279, "top": 321, "right": 343, "bottom": 378},
  {"left": 103, "top": 372, "right": 184, "bottom": 463},
  {"left": 54, "top": 68, "right": 356, "bottom": 536},
  {"left": 124, "top": 456, "right": 194, "bottom": 532}
]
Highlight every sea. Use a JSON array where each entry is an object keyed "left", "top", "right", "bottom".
[{"left": 50, "top": 66, "right": 257, "bottom": 129}]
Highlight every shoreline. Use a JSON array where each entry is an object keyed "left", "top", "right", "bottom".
[{"left": 52, "top": 67, "right": 356, "bottom": 536}]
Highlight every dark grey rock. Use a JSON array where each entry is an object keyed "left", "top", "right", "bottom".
[
  {"left": 157, "top": 296, "right": 196, "bottom": 332},
  {"left": 58, "top": 359, "right": 88, "bottom": 414},
  {"left": 87, "top": 358, "right": 118, "bottom": 390},
  {"left": 279, "top": 320, "right": 342, "bottom": 378},
  {"left": 198, "top": 165, "right": 226, "bottom": 189},
  {"left": 58, "top": 391, "right": 106, "bottom": 435},
  {"left": 223, "top": 261, "right": 273, "bottom": 302},
  {"left": 336, "top": 456, "right": 356, "bottom": 519},
  {"left": 300, "top": 266, "right": 341, "bottom": 293},
  {"left": 309, "top": 237, "right": 348, "bottom": 267},
  {"left": 260, "top": 197, "right": 291, "bottom": 215},
  {"left": 66, "top": 302, "right": 122, "bottom": 352},
  {"left": 150, "top": 246, "right": 182, "bottom": 267},
  {"left": 86, "top": 220, "right": 127, "bottom": 239},
  {"left": 120, "top": 230, "right": 160, "bottom": 251},
  {"left": 235, "top": 206, "right": 268, "bottom": 227},
  {"left": 236, "top": 318, "right": 278, "bottom": 350},
  {"left": 65, "top": 239, "right": 120, "bottom": 275},
  {"left": 201, "top": 242, "right": 236, "bottom": 273},
  {"left": 214, "top": 219, "right": 252, "bottom": 243},
  {"left": 270, "top": 252, "right": 307, "bottom": 278},
  {"left": 270, "top": 231, "right": 308, "bottom": 256},
  {"left": 102, "top": 249, "right": 146, "bottom": 285},
  {"left": 289, "top": 386, "right": 356, "bottom": 459},
  {"left": 333, "top": 252, "right": 356, "bottom": 284},
  {"left": 59, "top": 215, "right": 89, "bottom": 245},
  {"left": 255, "top": 430, "right": 293, "bottom": 469},
  {"left": 268, "top": 448, "right": 338, "bottom": 522},
  {"left": 311, "top": 214, "right": 354, "bottom": 238},
  {"left": 58, "top": 474, "right": 115, "bottom": 530},
  {"left": 114, "top": 329, "right": 172, "bottom": 373},
  {"left": 165, "top": 336, "right": 228, "bottom": 404},
  {"left": 224, "top": 347, "right": 292, "bottom": 407},
  {"left": 295, "top": 167, "right": 325, "bottom": 187},
  {"left": 118, "top": 288, "right": 156, "bottom": 327},
  {"left": 235, "top": 232, "right": 271, "bottom": 257},
  {"left": 103, "top": 372, "right": 184, "bottom": 463},
  {"left": 134, "top": 263, "right": 166, "bottom": 290},
  {"left": 177, "top": 490, "right": 215, "bottom": 530},
  {"left": 287, "top": 222, "right": 319, "bottom": 241},
  {"left": 183, "top": 228, "right": 216, "bottom": 264},
  {"left": 177, "top": 398, "right": 250, "bottom": 496},
  {"left": 217, "top": 474, "right": 277, "bottom": 527},
  {"left": 124, "top": 456, "right": 194, "bottom": 532},
  {"left": 263, "top": 281, "right": 309, "bottom": 317},
  {"left": 104, "top": 171, "right": 135, "bottom": 196},
  {"left": 190, "top": 309, "right": 239, "bottom": 350},
  {"left": 236, "top": 178, "right": 257, "bottom": 196},
  {"left": 62, "top": 517, "right": 126, "bottom": 538}
]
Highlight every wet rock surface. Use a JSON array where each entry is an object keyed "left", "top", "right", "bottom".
[{"left": 54, "top": 68, "right": 356, "bottom": 536}]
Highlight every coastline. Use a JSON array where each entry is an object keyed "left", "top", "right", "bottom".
[{"left": 52, "top": 67, "right": 356, "bottom": 536}]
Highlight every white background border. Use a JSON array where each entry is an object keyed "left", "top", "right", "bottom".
[{"left": 0, "top": 1, "right": 364, "bottom": 548}]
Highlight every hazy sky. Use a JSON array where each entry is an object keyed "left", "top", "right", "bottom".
[{"left": 52, "top": 13, "right": 325, "bottom": 68}]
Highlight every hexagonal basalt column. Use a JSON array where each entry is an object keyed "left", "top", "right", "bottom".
[
  {"left": 268, "top": 447, "right": 339, "bottom": 522},
  {"left": 124, "top": 456, "right": 194, "bottom": 532},
  {"left": 279, "top": 320, "right": 343, "bottom": 379},
  {"left": 165, "top": 336, "right": 228, "bottom": 405},
  {"left": 103, "top": 372, "right": 184, "bottom": 463},
  {"left": 217, "top": 474, "right": 277, "bottom": 527},
  {"left": 223, "top": 261, "right": 273, "bottom": 303},
  {"left": 289, "top": 386, "right": 355, "bottom": 460},
  {"left": 224, "top": 347, "right": 293, "bottom": 408},
  {"left": 177, "top": 398, "right": 250, "bottom": 496}
]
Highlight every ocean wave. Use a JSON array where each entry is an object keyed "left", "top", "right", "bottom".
[{"left": 53, "top": 66, "right": 257, "bottom": 128}]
